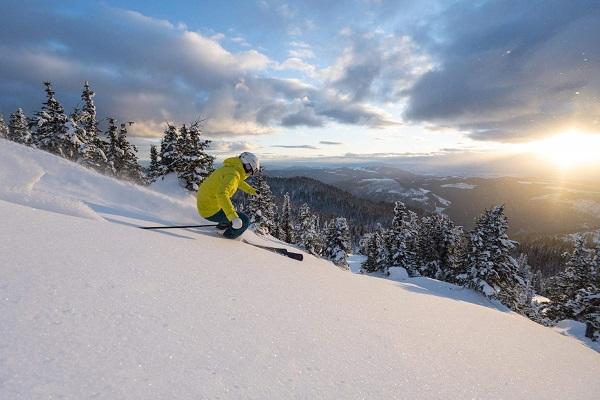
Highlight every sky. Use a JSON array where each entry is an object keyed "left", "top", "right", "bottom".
[{"left": 1, "top": 0, "right": 599, "bottom": 166}]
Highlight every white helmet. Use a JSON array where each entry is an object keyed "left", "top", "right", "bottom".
[{"left": 240, "top": 152, "right": 260, "bottom": 176}]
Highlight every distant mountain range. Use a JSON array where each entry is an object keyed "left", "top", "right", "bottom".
[{"left": 267, "top": 166, "right": 600, "bottom": 238}]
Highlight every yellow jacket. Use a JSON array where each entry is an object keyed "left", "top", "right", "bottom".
[{"left": 196, "top": 156, "right": 257, "bottom": 220}]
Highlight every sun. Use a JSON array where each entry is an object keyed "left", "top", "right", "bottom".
[{"left": 531, "top": 130, "right": 600, "bottom": 169}]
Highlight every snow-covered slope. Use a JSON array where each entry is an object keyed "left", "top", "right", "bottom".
[{"left": 1, "top": 139, "right": 600, "bottom": 400}]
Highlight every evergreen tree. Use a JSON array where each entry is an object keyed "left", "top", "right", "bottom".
[
  {"left": 532, "top": 269, "right": 545, "bottom": 294},
  {"left": 565, "top": 242, "right": 600, "bottom": 339},
  {"left": 116, "top": 122, "right": 145, "bottom": 184},
  {"left": 417, "top": 214, "right": 462, "bottom": 281},
  {"left": 0, "top": 114, "right": 9, "bottom": 139},
  {"left": 176, "top": 121, "right": 214, "bottom": 191},
  {"left": 545, "top": 235, "right": 594, "bottom": 321},
  {"left": 361, "top": 231, "right": 383, "bottom": 273},
  {"left": 146, "top": 145, "right": 161, "bottom": 183},
  {"left": 105, "top": 118, "right": 121, "bottom": 176},
  {"left": 297, "top": 203, "right": 322, "bottom": 255},
  {"left": 279, "top": 192, "right": 295, "bottom": 243},
  {"left": 568, "top": 287, "right": 600, "bottom": 341},
  {"left": 246, "top": 169, "right": 276, "bottom": 234},
  {"left": 76, "top": 82, "right": 108, "bottom": 171},
  {"left": 271, "top": 204, "right": 281, "bottom": 240},
  {"left": 7, "top": 109, "right": 31, "bottom": 144},
  {"left": 460, "top": 206, "right": 527, "bottom": 311},
  {"left": 591, "top": 244, "right": 600, "bottom": 286},
  {"left": 32, "top": 82, "right": 79, "bottom": 159},
  {"left": 416, "top": 215, "right": 439, "bottom": 277},
  {"left": 324, "top": 217, "right": 351, "bottom": 269},
  {"left": 387, "top": 202, "right": 419, "bottom": 276},
  {"left": 158, "top": 124, "right": 179, "bottom": 175},
  {"left": 80, "top": 81, "right": 98, "bottom": 142},
  {"left": 444, "top": 224, "right": 466, "bottom": 283},
  {"left": 515, "top": 253, "right": 539, "bottom": 320}
]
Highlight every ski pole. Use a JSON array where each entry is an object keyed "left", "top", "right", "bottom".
[{"left": 140, "top": 224, "right": 219, "bottom": 230}]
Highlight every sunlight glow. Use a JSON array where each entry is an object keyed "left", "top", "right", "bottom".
[{"left": 530, "top": 130, "right": 600, "bottom": 169}]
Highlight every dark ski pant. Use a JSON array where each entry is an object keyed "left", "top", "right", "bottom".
[{"left": 205, "top": 209, "right": 250, "bottom": 239}]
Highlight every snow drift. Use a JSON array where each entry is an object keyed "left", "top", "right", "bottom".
[{"left": 1, "top": 139, "right": 599, "bottom": 399}]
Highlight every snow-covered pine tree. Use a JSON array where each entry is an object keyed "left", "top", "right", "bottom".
[
  {"left": 176, "top": 123, "right": 189, "bottom": 169},
  {"left": 313, "top": 215, "right": 324, "bottom": 255},
  {"left": 271, "top": 204, "right": 281, "bottom": 240},
  {"left": 176, "top": 121, "right": 214, "bottom": 191},
  {"left": 443, "top": 224, "right": 465, "bottom": 283},
  {"left": 515, "top": 253, "right": 540, "bottom": 321},
  {"left": 361, "top": 231, "right": 382, "bottom": 273},
  {"left": 0, "top": 114, "right": 9, "bottom": 139},
  {"left": 324, "top": 217, "right": 351, "bottom": 269},
  {"left": 592, "top": 244, "right": 600, "bottom": 287},
  {"left": 379, "top": 227, "right": 395, "bottom": 275},
  {"left": 297, "top": 203, "right": 322, "bottom": 255},
  {"left": 76, "top": 82, "right": 108, "bottom": 172},
  {"left": 569, "top": 287, "right": 600, "bottom": 341},
  {"left": 279, "top": 192, "right": 295, "bottom": 243},
  {"left": 387, "top": 201, "right": 419, "bottom": 276},
  {"left": 9, "top": 109, "right": 33, "bottom": 144},
  {"left": 460, "top": 206, "right": 527, "bottom": 311},
  {"left": 545, "top": 235, "right": 594, "bottom": 321},
  {"left": 33, "top": 82, "right": 79, "bottom": 160},
  {"left": 146, "top": 145, "right": 161, "bottom": 183},
  {"left": 563, "top": 242, "right": 600, "bottom": 339},
  {"left": 158, "top": 124, "right": 179, "bottom": 176},
  {"left": 105, "top": 118, "right": 121, "bottom": 176},
  {"left": 416, "top": 215, "right": 439, "bottom": 277},
  {"left": 246, "top": 169, "right": 276, "bottom": 234},
  {"left": 117, "top": 123, "right": 145, "bottom": 184},
  {"left": 80, "top": 82, "right": 97, "bottom": 142},
  {"left": 417, "top": 214, "right": 463, "bottom": 281}
]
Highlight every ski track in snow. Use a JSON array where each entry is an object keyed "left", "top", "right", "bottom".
[{"left": 1, "top": 139, "right": 600, "bottom": 400}]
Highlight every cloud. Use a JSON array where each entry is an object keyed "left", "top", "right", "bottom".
[
  {"left": 274, "top": 57, "right": 317, "bottom": 77},
  {"left": 0, "top": 1, "right": 413, "bottom": 138},
  {"left": 404, "top": 0, "right": 600, "bottom": 141},
  {"left": 288, "top": 41, "right": 315, "bottom": 59},
  {"left": 210, "top": 140, "right": 258, "bottom": 152},
  {"left": 281, "top": 108, "right": 324, "bottom": 127},
  {"left": 272, "top": 144, "right": 319, "bottom": 149},
  {"left": 319, "top": 141, "right": 343, "bottom": 145},
  {"left": 322, "top": 31, "right": 434, "bottom": 103}
]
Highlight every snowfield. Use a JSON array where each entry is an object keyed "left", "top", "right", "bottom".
[
  {"left": 441, "top": 182, "right": 477, "bottom": 189},
  {"left": 1, "top": 139, "right": 600, "bottom": 400}
]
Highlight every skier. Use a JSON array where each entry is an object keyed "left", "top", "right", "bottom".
[{"left": 196, "top": 152, "right": 259, "bottom": 239}]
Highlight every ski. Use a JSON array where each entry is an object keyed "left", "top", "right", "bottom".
[
  {"left": 140, "top": 224, "right": 218, "bottom": 230},
  {"left": 242, "top": 239, "right": 303, "bottom": 261}
]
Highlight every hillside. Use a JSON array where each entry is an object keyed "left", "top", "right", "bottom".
[
  {"left": 243, "top": 176, "right": 417, "bottom": 240},
  {"left": 1, "top": 139, "right": 600, "bottom": 399},
  {"left": 269, "top": 166, "right": 600, "bottom": 236}
]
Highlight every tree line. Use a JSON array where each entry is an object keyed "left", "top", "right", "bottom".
[
  {"left": 358, "top": 201, "right": 599, "bottom": 341},
  {"left": 0, "top": 81, "right": 214, "bottom": 191}
]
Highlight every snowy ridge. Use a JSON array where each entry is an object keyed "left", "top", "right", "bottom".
[{"left": 1, "top": 139, "right": 600, "bottom": 399}]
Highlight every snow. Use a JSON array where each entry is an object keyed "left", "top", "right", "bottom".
[
  {"left": 441, "top": 182, "right": 477, "bottom": 189},
  {"left": 360, "top": 178, "right": 397, "bottom": 183},
  {"left": 532, "top": 295, "right": 551, "bottom": 304},
  {"left": 432, "top": 193, "right": 451, "bottom": 206},
  {"left": 1, "top": 139, "right": 600, "bottom": 399},
  {"left": 554, "top": 320, "right": 600, "bottom": 353},
  {"left": 387, "top": 266, "right": 409, "bottom": 280}
]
